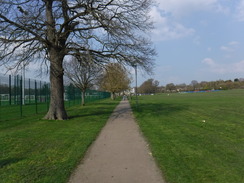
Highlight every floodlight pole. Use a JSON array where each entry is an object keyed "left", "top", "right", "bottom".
[
  {"left": 22, "top": 63, "right": 25, "bottom": 105},
  {"left": 133, "top": 64, "right": 138, "bottom": 107}
]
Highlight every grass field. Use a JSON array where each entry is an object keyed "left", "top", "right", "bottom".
[
  {"left": 0, "top": 103, "right": 49, "bottom": 121},
  {"left": 0, "top": 97, "right": 104, "bottom": 121},
  {"left": 131, "top": 90, "right": 244, "bottom": 183},
  {"left": 0, "top": 99, "right": 119, "bottom": 183},
  {"left": 0, "top": 96, "right": 105, "bottom": 122}
]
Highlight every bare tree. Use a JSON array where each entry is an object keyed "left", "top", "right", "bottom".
[
  {"left": 99, "top": 63, "right": 131, "bottom": 100},
  {"left": 0, "top": 0, "right": 156, "bottom": 120},
  {"left": 64, "top": 54, "right": 102, "bottom": 106}
]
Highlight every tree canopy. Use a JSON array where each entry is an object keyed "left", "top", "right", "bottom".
[
  {"left": 138, "top": 78, "right": 159, "bottom": 94},
  {"left": 99, "top": 63, "right": 131, "bottom": 99},
  {"left": 0, "top": 0, "right": 156, "bottom": 119}
]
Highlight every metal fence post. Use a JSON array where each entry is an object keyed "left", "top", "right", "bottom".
[
  {"left": 0, "top": 73, "right": 111, "bottom": 120},
  {"left": 0, "top": 94, "right": 1, "bottom": 121},
  {"left": 17, "top": 75, "right": 19, "bottom": 105},
  {"left": 20, "top": 76, "right": 23, "bottom": 117},
  {"left": 28, "top": 78, "right": 31, "bottom": 104},
  {"left": 73, "top": 85, "right": 75, "bottom": 106},
  {"left": 9, "top": 75, "right": 11, "bottom": 105},
  {"left": 35, "top": 80, "right": 38, "bottom": 114},
  {"left": 40, "top": 80, "right": 41, "bottom": 103},
  {"left": 46, "top": 83, "right": 49, "bottom": 111},
  {"left": 14, "top": 75, "right": 16, "bottom": 105}
]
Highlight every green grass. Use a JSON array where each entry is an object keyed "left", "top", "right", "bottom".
[
  {"left": 0, "top": 99, "right": 119, "bottom": 183},
  {"left": 0, "top": 103, "right": 49, "bottom": 121},
  {"left": 131, "top": 90, "right": 244, "bottom": 183},
  {"left": 0, "top": 97, "right": 105, "bottom": 121}
]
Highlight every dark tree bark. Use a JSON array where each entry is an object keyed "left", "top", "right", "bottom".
[
  {"left": 44, "top": 48, "right": 68, "bottom": 120},
  {"left": 42, "top": 1, "right": 68, "bottom": 120}
]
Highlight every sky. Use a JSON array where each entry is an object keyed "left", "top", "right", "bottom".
[
  {"left": 136, "top": 0, "right": 244, "bottom": 86},
  {"left": 1, "top": 0, "right": 244, "bottom": 87}
]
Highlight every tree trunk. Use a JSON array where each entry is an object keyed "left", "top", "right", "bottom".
[
  {"left": 44, "top": 49, "right": 68, "bottom": 120},
  {"left": 43, "top": 0, "right": 68, "bottom": 120},
  {"left": 81, "top": 90, "right": 85, "bottom": 106},
  {"left": 111, "top": 92, "right": 115, "bottom": 100}
]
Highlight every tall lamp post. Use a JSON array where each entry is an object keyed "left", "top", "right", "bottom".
[
  {"left": 132, "top": 64, "right": 138, "bottom": 107},
  {"left": 22, "top": 63, "right": 25, "bottom": 105}
]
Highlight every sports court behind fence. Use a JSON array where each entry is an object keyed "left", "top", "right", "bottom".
[{"left": 0, "top": 73, "right": 110, "bottom": 121}]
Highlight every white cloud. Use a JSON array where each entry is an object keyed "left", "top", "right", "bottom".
[
  {"left": 202, "top": 58, "right": 244, "bottom": 74},
  {"left": 229, "top": 41, "right": 239, "bottom": 46},
  {"left": 150, "top": 0, "right": 230, "bottom": 41},
  {"left": 202, "top": 58, "right": 216, "bottom": 67},
  {"left": 155, "top": 0, "right": 226, "bottom": 17},
  {"left": 233, "top": 60, "right": 244, "bottom": 72},
  {"left": 220, "top": 46, "right": 233, "bottom": 52},
  {"left": 214, "top": 3, "right": 230, "bottom": 14},
  {"left": 220, "top": 41, "right": 239, "bottom": 52},
  {"left": 235, "top": 0, "right": 244, "bottom": 21},
  {"left": 150, "top": 7, "right": 195, "bottom": 41}
]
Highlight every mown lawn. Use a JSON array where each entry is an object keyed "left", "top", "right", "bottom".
[
  {"left": 0, "top": 99, "right": 119, "bottom": 183},
  {"left": 0, "top": 103, "right": 49, "bottom": 121},
  {"left": 0, "top": 97, "right": 102, "bottom": 122},
  {"left": 131, "top": 90, "right": 244, "bottom": 183}
]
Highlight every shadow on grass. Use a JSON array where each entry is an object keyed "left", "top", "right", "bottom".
[
  {"left": 0, "top": 157, "right": 25, "bottom": 168},
  {"left": 68, "top": 110, "right": 113, "bottom": 119},
  {"left": 67, "top": 100, "right": 120, "bottom": 119},
  {"left": 89, "top": 100, "right": 121, "bottom": 107}
]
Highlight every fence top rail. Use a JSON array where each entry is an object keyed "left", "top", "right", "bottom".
[{"left": 0, "top": 73, "right": 50, "bottom": 87}]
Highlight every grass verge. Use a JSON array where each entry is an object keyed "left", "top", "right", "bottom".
[
  {"left": 131, "top": 90, "right": 244, "bottom": 183},
  {"left": 0, "top": 99, "right": 119, "bottom": 183}
]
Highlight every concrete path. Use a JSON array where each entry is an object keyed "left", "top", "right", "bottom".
[{"left": 68, "top": 100, "right": 166, "bottom": 183}]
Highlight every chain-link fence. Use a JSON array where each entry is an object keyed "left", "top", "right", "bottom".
[{"left": 0, "top": 73, "right": 110, "bottom": 121}]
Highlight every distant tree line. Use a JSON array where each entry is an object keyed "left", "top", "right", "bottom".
[
  {"left": 138, "top": 78, "right": 244, "bottom": 94},
  {"left": 138, "top": 79, "right": 159, "bottom": 94}
]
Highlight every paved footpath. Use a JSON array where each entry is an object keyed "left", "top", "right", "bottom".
[{"left": 68, "top": 100, "right": 166, "bottom": 183}]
